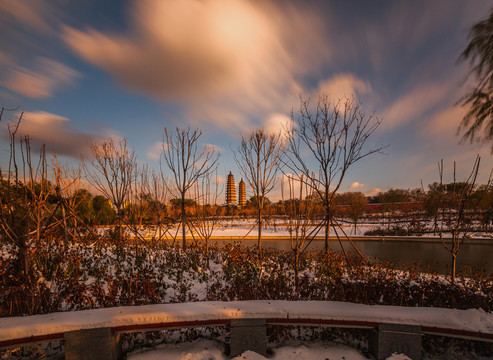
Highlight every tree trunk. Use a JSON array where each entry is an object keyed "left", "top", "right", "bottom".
[
  {"left": 61, "top": 203, "right": 68, "bottom": 245},
  {"left": 115, "top": 207, "right": 123, "bottom": 243},
  {"left": 258, "top": 207, "right": 262, "bottom": 253},
  {"left": 181, "top": 195, "right": 187, "bottom": 250},
  {"left": 451, "top": 252, "right": 457, "bottom": 281},
  {"left": 324, "top": 215, "right": 330, "bottom": 255},
  {"left": 294, "top": 249, "right": 299, "bottom": 291},
  {"left": 19, "top": 240, "right": 30, "bottom": 280}
]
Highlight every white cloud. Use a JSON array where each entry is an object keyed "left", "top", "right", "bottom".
[
  {"left": 264, "top": 113, "right": 294, "bottom": 138},
  {"left": 146, "top": 141, "right": 164, "bottom": 160},
  {"left": 348, "top": 182, "right": 365, "bottom": 189},
  {"left": 365, "top": 188, "right": 381, "bottom": 197},
  {"left": 216, "top": 175, "right": 226, "bottom": 185},
  {"left": 204, "top": 143, "right": 222, "bottom": 153},
  {"left": 3, "top": 57, "right": 79, "bottom": 98}
]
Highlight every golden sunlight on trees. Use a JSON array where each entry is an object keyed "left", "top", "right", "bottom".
[
  {"left": 234, "top": 128, "right": 284, "bottom": 253},
  {"left": 281, "top": 174, "right": 320, "bottom": 289},
  {"left": 162, "top": 127, "right": 218, "bottom": 250},
  {"left": 286, "top": 95, "right": 386, "bottom": 259},
  {"left": 83, "top": 138, "right": 136, "bottom": 241}
]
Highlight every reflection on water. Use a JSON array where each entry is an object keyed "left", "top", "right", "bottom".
[{"left": 210, "top": 238, "right": 493, "bottom": 276}]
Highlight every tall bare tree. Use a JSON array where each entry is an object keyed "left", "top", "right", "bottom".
[
  {"left": 281, "top": 174, "right": 321, "bottom": 289},
  {"left": 434, "top": 157, "right": 483, "bottom": 280},
  {"left": 286, "top": 95, "right": 385, "bottom": 255},
  {"left": 51, "top": 155, "right": 84, "bottom": 243},
  {"left": 161, "top": 127, "right": 218, "bottom": 250},
  {"left": 0, "top": 109, "right": 61, "bottom": 285},
  {"left": 234, "top": 129, "right": 284, "bottom": 253},
  {"left": 142, "top": 166, "right": 170, "bottom": 241},
  {"left": 83, "top": 138, "right": 136, "bottom": 241},
  {"left": 191, "top": 170, "right": 222, "bottom": 263}
]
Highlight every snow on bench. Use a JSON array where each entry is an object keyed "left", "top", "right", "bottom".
[{"left": 1, "top": 300, "right": 492, "bottom": 347}]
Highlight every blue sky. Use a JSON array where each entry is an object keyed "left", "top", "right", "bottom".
[{"left": 0, "top": 0, "right": 492, "bottom": 200}]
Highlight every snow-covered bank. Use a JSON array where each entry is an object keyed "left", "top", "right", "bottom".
[{"left": 1, "top": 300, "right": 492, "bottom": 343}]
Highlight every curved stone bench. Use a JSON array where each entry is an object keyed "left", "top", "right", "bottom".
[{"left": 1, "top": 301, "right": 492, "bottom": 359}]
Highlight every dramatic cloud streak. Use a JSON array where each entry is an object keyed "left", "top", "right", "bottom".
[
  {"left": 0, "top": 0, "right": 59, "bottom": 33},
  {"left": 315, "top": 74, "right": 372, "bottom": 103},
  {"left": 62, "top": 0, "right": 330, "bottom": 131},
  {"left": 3, "top": 112, "right": 104, "bottom": 158},
  {"left": 3, "top": 57, "right": 79, "bottom": 99}
]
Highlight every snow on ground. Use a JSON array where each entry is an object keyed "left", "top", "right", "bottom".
[
  {"left": 128, "top": 339, "right": 372, "bottom": 360},
  {"left": 1, "top": 301, "right": 492, "bottom": 342},
  {"left": 115, "top": 218, "right": 493, "bottom": 240}
]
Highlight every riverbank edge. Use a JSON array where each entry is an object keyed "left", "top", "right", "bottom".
[{"left": 142, "top": 235, "right": 493, "bottom": 245}]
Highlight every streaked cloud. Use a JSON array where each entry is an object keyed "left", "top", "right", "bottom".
[
  {"left": 315, "top": 74, "right": 372, "bottom": 103},
  {"left": 62, "top": 0, "right": 330, "bottom": 131},
  {"left": 380, "top": 81, "right": 452, "bottom": 132},
  {"left": 425, "top": 106, "right": 464, "bottom": 138},
  {"left": 0, "top": 0, "right": 57, "bottom": 33},
  {"left": 3, "top": 111, "right": 104, "bottom": 158},
  {"left": 3, "top": 57, "right": 79, "bottom": 98}
]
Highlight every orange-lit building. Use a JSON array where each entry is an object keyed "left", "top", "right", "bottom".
[
  {"left": 226, "top": 172, "right": 236, "bottom": 206},
  {"left": 238, "top": 178, "right": 246, "bottom": 207}
]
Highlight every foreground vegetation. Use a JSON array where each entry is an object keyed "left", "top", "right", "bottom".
[{"left": 1, "top": 235, "right": 491, "bottom": 318}]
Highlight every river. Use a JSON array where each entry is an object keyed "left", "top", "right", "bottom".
[{"left": 209, "top": 238, "right": 493, "bottom": 276}]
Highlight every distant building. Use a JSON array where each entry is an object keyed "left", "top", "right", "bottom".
[
  {"left": 226, "top": 172, "right": 236, "bottom": 206},
  {"left": 238, "top": 178, "right": 246, "bottom": 207}
]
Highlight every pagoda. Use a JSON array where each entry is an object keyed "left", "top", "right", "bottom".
[
  {"left": 238, "top": 178, "right": 246, "bottom": 207},
  {"left": 226, "top": 172, "right": 236, "bottom": 206}
]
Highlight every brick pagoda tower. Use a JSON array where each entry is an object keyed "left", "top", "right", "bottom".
[
  {"left": 238, "top": 178, "right": 246, "bottom": 207},
  {"left": 226, "top": 172, "right": 236, "bottom": 206}
]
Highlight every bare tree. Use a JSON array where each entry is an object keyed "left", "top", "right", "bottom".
[
  {"left": 83, "top": 138, "right": 136, "bottom": 241},
  {"left": 281, "top": 174, "right": 321, "bottom": 289},
  {"left": 0, "top": 109, "right": 61, "bottom": 285},
  {"left": 286, "top": 95, "right": 385, "bottom": 256},
  {"left": 434, "top": 157, "right": 483, "bottom": 280},
  {"left": 124, "top": 165, "right": 151, "bottom": 244},
  {"left": 123, "top": 165, "right": 172, "bottom": 246},
  {"left": 234, "top": 129, "right": 284, "bottom": 253},
  {"left": 161, "top": 127, "right": 218, "bottom": 250},
  {"left": 335, "top": 191, "right": 368, "bottom": 234},
  {"left": 51, "top": 155, "right": 84, "bottom": 243},
  {"left": 142, "top": 166, "right": 170, "bottom": 241},
  {"left": 191, "top": 170, "right": 222, "bottom": 263}
]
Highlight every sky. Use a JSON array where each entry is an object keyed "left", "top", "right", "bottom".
[{"left": 0, "top": 0, "right": 492, "bottom": 200}]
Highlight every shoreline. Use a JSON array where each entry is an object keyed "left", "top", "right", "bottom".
[{"left": 136, "top": 235, "right": 493, "bottom": 245}]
